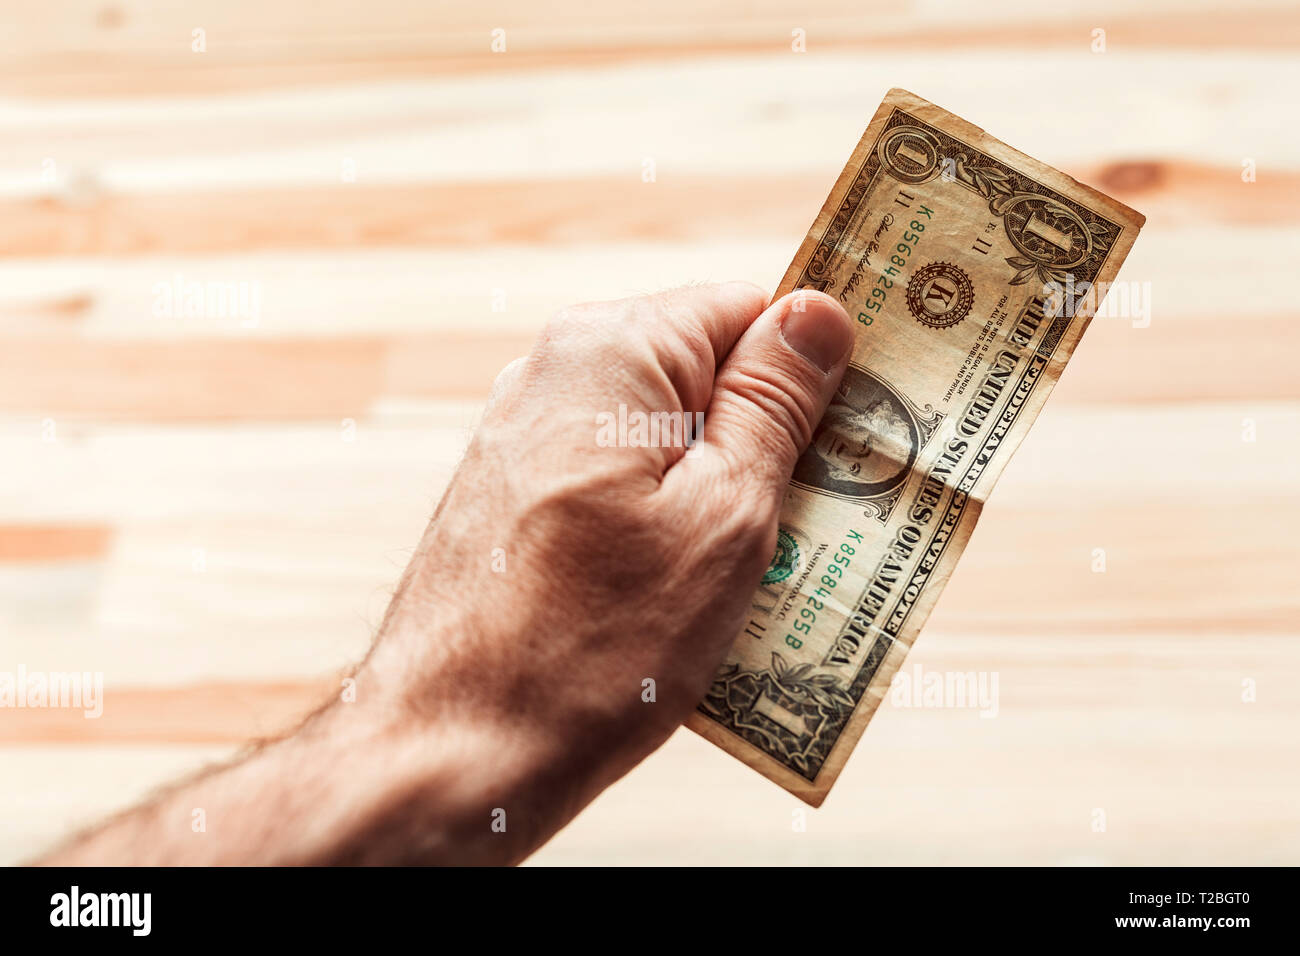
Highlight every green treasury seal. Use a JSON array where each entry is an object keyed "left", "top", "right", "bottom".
[{"left": 762, "top": 528, "right": 801, "bottom": 585}]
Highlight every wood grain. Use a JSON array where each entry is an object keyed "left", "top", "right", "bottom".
[
  {"left": 5, "top": 1, "right": 1298, "bottom": 97},
  {"left": 1, "top": 162, "right": 1294, "bottom": 259},
  {"left": 1, "top": 0, "right": 1297, "bottom": 865},
  {"left": 0, "top": 524, "right": 112, "bottom": 563}
]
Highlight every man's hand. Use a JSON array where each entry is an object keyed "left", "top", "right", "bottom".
[{"left": 40, "top": 283, "right": 854, "bottom": 866}]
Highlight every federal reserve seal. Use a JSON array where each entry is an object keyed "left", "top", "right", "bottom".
[
  {"left": 906, "top": 261, "right": 974, "bottom": 329},
  {"left": 762, "top": 528, "right": 801, "bottom": 585}
]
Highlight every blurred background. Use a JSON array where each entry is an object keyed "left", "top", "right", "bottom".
[{"left": 1, "top": 0, "right": 1298, "bottom": 865}]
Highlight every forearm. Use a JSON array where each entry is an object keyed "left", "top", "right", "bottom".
[
  {"left": 38, "top": 533, "right": 617, "bottom": 867},
  {"left": 37, "top": 688, "right": 552, "bottom": 866},
  {"left": 34, "top": 283, "right": 852, "bottom": 865}
]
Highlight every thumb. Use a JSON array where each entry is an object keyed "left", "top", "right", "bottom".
[{"left": 692, "top": 289, "right": 856, "bottom": 492}]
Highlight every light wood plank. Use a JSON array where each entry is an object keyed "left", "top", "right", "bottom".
[
  {"left": 3, "top": 51, "right": 1299, "bottom": 194},
  {"left": 0, "top": 524, "right": 111, "bottom": 562},
  {"left": 5, "top": 1, "right": 1298, "bottom": 97},
  {"left": 0, "top": 161, "right": 1294, "bottom": 259}
]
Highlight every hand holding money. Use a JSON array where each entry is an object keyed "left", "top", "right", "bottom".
[
  {"left": 40, "top": 89, "right": 1143, "bottom": 865},
  {"left": 41, "top": 282, "right": 858, "bottom": 866}
]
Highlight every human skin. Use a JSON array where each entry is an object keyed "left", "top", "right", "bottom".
[{"left": 38, "top": 282, "right": 854, "bottom": 866}]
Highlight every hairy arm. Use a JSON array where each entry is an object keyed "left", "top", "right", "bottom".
[{"left": 38, "top": 283, "right": 853, "bottom": 866}]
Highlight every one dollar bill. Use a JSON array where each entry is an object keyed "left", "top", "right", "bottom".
[{"left": 688, "top": 88, "right": 1145, "bottom": 806}]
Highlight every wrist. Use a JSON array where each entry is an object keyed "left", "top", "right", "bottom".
[
  {"left": 348, "top": 559, "right": 649, "bottom": 862},
  {"left": 323, "top": 654, "right": 565, "bottom": 864}
]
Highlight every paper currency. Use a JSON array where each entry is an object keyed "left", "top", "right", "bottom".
[{"left": 688, "top": 88, "right": 1145, "bottom": 806}]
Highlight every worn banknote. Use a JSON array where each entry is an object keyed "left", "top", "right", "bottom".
[{"left": 687, "top": 88, "right": 1145, "bottom": 805}]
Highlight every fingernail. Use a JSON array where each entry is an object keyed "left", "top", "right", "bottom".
[{"left": 779, "top": 293, "right": 854, "bottom": 372}]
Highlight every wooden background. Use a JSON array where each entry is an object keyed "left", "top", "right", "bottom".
[{"left": 2, "top": 0, "right": 1298, "bottom": 865}]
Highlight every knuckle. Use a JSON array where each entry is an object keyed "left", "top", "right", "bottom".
[
  {"left": 721, "top": 366, "right": 817, "bottom": 456},
  {"left": 542, "top": 301, "right": 614, "bottom": 339},
  {"left": 540, "top": 305, "right": 588, "bottom": 344},
  {"left": 540, "top": 300, "right": 647, "bottom": 360},
  {"left": 488, "top": 356, "right": 527, "bottom": 397},
  {"left": 720, "top": 280, "right": 769, "bottom": 312}
]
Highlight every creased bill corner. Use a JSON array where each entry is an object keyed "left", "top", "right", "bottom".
[{"left": 881, "top": 87, "right": 1147, "bottom": 235}]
